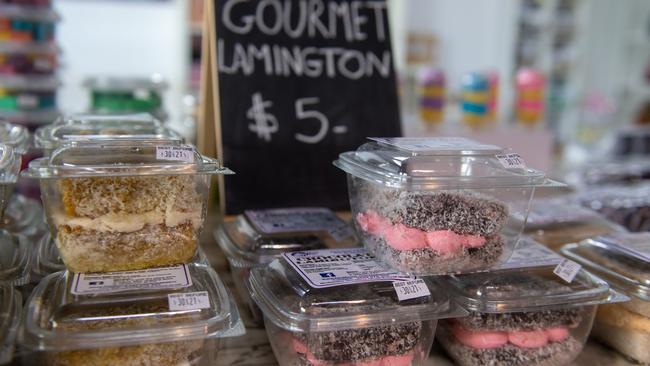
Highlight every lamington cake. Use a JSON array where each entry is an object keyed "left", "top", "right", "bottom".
[
  {"left": 276, "top": 286, "right": 427, "bottom": 366},
  {"left": 53, "top": 174, "right": 205, "bottom": 272},
  {"left": 353, "top": 178, "right": 509, "bottom": 274}
]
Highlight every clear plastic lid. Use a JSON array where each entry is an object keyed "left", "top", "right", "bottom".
[
  {"left": 434, "top": 265, "right": 612, "bottom": 313},
  {"left": 0, "top": 286, "right": 21, "bottom": 365},
  {"left": 21, "top": 263, "right": 242, "bottom": 351},
  {"left": 215, "top": 208, "right": 356, "bottom": 268},
  {"left": 0, "top": 75, "right": 60, "bottom": 90},
  {"left": 0, "top": 121, "right": 29, "bottom": 154},
  {"left": 35, "top": 113, "right": 182, "bottom": 150},
  {"left": 24, "top": 139, "right": 233, "bottom": 178},
  {"left": 0, "top": 143, "right": 20, "bottom": 184},
  {"left": 512, "top": 198, "right": 610, "bottom": 229},
  {"left": 561, "top": 233, "right": 650, "bottom": 302},
  {"left": 84, "top": 74, "right": 168, "bottom": 92},
  {"left": 0, "top": 230, "right": 30, "bottom": 286},
  {"left": 334, "top": 137, "right": 554, "bottom": 189},
  {"left": 248, "top": 257, "right": 460, "bottom": 333},
  {"left": 0, "top": 4, "right": 59, "bottom": 22}
]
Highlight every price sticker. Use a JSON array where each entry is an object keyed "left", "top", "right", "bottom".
[
  {"left": 496, "top": 153, "right": 526, "bottom": 169},
  {"left": 392, "top": 279, "right": 431, "bottom": 301},
  {"left": 168, "top": 291, "right": 211, "bottom": 311},
  {"left": 553, "top": 259, "right": 582, "bottom": 283},
  {"left": 156, "top": 146, "right": 194, "bottom": 163}
]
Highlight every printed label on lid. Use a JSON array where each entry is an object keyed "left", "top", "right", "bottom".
[
  {"left": 282, "top": 248, "right": 413, "bottom": 288},
  {"left": 369, "top": 137, "right": 500, "bottom": 152},
  {"left": 156, "top": 146, "right": 194, "bottom": 163},
  {"left": 71, "top": 264, "right": 192, "bottom": 295},
  {"left": 393, "top": 279, "right": 431, "bottom": 301},
  {"left": 522, "top": 201, "right": 600, "bottom": 226},
  {"left": 496, "top": 153, "right": 526, "bottom": 169},
  {"left": 168, "top": 291, "right": 211, "bottom": 311},
  {"left": 245, "top": 207, "right": 354, "bottom": 241},
  {"left": 499, "top": 238, "right": 563, "bottom": 270},
  {"left": 553, "top": 259, "right": 582, "bottom": 283}
]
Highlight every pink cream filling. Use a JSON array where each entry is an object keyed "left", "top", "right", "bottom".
[
  {"left": 292, "top": 338, "right": 415, "bottom": 366},
  {"left": 451, "top": 324, "right": 570, "bottom": 350},
  {"left": 356, "top": 210, "right": 486, "bottom": 255}
]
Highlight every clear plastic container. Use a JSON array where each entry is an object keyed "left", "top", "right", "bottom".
[
  {"left": 0, "top": 120, "right": 29, "bottom": 154},
  {"left": 24, "top": 139, "right": 233, "bottom": 272},
  {"left": 35, "top": 113, "right": 182, "bottom": 156},
  {"left": 434, "top": 265, "right": 616, "bottom": 366},
  {"left": 3, "top": 194, "right": 46, "bottom": 239},
  {"left": 249, "top": 256, "right": 462, "bottom": 366},
  {"left": 19, "top": 263, "right": 243, "bottom": 366},
  {"left": 568, "top": 159, "right": 650, "bottom": 187},
  {"left": 0, "top": 286, "right": 20, "bottom": 365},
  {"left": 333, "top": 137, "right": 559, "bottom": 275},
  {"left": 561, "top": 233, "right": 650, "bottom": 363},
  {"left": 214, "top": 207, "right": 357, "bottom": 324},
  {"left": 0, "top": 229, "right": 29, "bottom": 286},
  {"left": 512, "top": 198, "right": 625, "bottom": 251},
  {"left": 576, "top": 183, "right": 650, "bottom": 232},
  {"left": 0, "top": 143, "right": 21, "bottom": 221}
]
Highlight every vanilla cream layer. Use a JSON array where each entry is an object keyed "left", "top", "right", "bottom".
[{"left": 53, "top": 209, "right": 203, "bottom": 233}]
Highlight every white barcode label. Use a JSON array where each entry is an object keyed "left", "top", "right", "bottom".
[
  {"left": 71, "top": 264, "right": 192, "bottom": 295},
  {"left": 156, "top": 146, "right": 194, "bottom": 163},
  {"left": 392, "top": 279, "right": 431, "bottom": 301},
  {"left": 496, "top": 153, "right": 526, "bottom": 169},
  {"left": 553, "top": 259, "right": 581, "bottom": 283},
  {"left": 168, "top": 291, "right": 210, "bottom": 311}
]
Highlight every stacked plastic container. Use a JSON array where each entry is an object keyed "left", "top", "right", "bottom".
[
  {"left": 562, "top": 233, "right": 650, "bottom": 364},
  {"left": 13, "top": 112, "right": 243, "bottom": 365}
]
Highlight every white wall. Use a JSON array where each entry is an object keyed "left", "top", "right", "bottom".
[{"left": 55, "top": 0, "right": 188, "bottom": 125}]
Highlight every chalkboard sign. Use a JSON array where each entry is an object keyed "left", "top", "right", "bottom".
[{"left": 201, "top": 0, "right": 401, "bottom": 214}]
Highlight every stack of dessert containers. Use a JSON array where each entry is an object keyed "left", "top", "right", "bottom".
[
  {"left": 248, "top": 248, "right": 465, "bottom": 366},
  {"left": 433, "top": 260, "right": 622, "bottom": 366},
  {"left": 333, "top": 137, "right": 560, "bottom": 275},
  {"left": 84, "top": 75, "right": 169, "bottom": 122},
  {"left": 511, "top": 198, "right": 625, "bottom": 251},
  {"left": 19, "top": 132, "right": 243, "bottom": 364},
  {"left": 562, "top": 233, "right": 650, "bottom": 364},
  {"left": 214, "top": 207, "right": 357, "bottom": 323}
]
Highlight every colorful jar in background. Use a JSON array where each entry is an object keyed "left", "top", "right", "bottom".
[
  {"left": 418, "top": 68, "right": 445, "bottom": 124},
  {"left": 0, "top": 42, "right": 57, "bottom": 76},
  {"left": 0, "top": 76, "right": 57, "bottom": 112},
  {"left": 84, "top": 75, "right": 168, "bottom": 122},
  {"left": 516, "top": 68, "right": 545, "bottom": 125},
  {"left": 0, "top": 5, "right": 58, "bottom": 43},
  {"left": 486, "top": 71, "right": 499, "bottom": 122},
  {"left": 461, "top": 72, "right": 489, "bottom": 127},
  {"left": 0, "top": 0, "right": 51, "bottom": 5}
]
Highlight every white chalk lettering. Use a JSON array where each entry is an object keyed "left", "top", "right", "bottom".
[
  {"left": 328, "top": 2, "right": 353, "bottom": 41},
  {"left": 284, "top": 0, "right": 307, "bottom": 38},
  {"left": 338, "top": 50, "right": 365, "bottom": 79},
  {"left": 257, "top": 0, "right": 283, "bottom": 35},
  {"left": 222, "top": 0, "right": 254, "bottom": 35},
  {"left": 365, "top": 1, "right": 387, "bottom": 41},
  {"left": 350, "top": 1, "right": 368, "bottom": 41}
]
